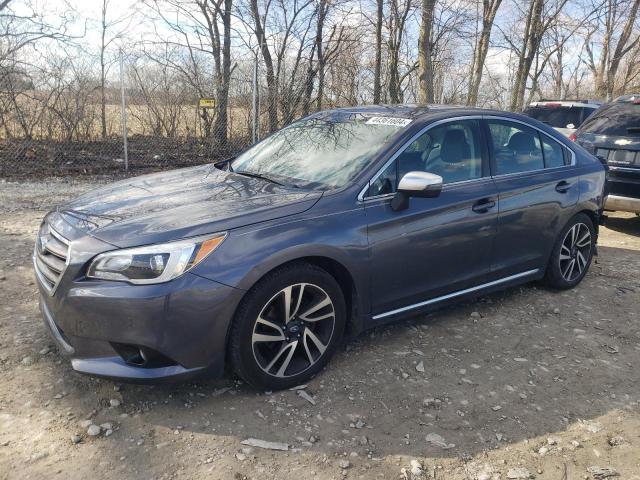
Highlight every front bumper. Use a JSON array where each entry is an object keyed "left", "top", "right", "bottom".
[{"left": 38, "top": 270, "right": 244, "bottom": 382}]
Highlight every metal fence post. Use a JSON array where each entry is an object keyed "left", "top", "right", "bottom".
[
  {"left": 119, "top": 49, "right": 129, "bottom": 171},
  {"left": 252, "top": 53, "right": 258, "bottom": 144}
]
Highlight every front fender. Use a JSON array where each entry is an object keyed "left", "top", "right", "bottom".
[{"left": 191, "top": 201, "right": 370, "bottom": 315}]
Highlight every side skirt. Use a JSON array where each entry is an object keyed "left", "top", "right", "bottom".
[{"left": 367, "top": 269, "right": 542, "bottom": 328}]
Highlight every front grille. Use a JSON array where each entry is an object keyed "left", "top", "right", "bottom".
[{"left": 33, "top": 222, "right": 70, "bottom": 295}]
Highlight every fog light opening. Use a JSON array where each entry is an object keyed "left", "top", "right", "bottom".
[{"left": 111, "top": 343, "right": 178, "bottom": 369}]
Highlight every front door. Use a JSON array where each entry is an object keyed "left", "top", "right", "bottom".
[{"left": 364, "top": 119, "right": 498, "bottom": 319}]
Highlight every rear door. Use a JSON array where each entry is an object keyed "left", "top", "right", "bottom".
[{"left": 485, "top": 117, "right": 580, "bottom": 279}]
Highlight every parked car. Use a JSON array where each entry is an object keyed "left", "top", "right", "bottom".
[
  {"left": 523, "top": 99, "right": 602, "bottom": 137},
  {"left": 572, "top": 94, "right": 640, "bottom": 214},
  {"left": 34, "top": 106, "right": 606, "bottom": 389}
]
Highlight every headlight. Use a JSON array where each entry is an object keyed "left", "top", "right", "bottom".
[{"left": 87, "top": 233, "right": 227, "bottom": 284}]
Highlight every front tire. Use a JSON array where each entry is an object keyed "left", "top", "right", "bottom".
[
  {"left": 229, "top": 263, "right": 346, "bottom": 390},
  {"left": 544, "top": 213, "right": 596, "bottom": 289}
]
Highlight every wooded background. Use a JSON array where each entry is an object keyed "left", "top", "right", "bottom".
[{"left": 1, "top": 0, "right": 639, "bottom": 176}]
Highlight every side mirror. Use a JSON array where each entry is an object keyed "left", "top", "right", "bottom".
[{"left": 391, "top": 171, "right": 443, "bottom": 211}]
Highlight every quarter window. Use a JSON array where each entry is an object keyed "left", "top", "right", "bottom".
[
  {"left": 540, "top": 135, "right": 569, "bottom": 168},
  {"left": 488, "top": 120, "right": 544, "bottom": 175},
  {"left": 367, "top": 160, "right": 397, "bottom": 197}
]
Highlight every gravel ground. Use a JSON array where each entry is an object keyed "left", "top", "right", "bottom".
[{"left": 1, "top": 177, "right": 639, "bottom": 480}]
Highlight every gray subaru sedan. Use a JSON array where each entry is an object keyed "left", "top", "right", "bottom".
[{"left": 34, "top": 105, "right": 606, "bottom": 389}]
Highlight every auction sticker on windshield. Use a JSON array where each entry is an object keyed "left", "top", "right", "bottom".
[{"left": 365, "top": 116, "right": 413, "bottom": 127}]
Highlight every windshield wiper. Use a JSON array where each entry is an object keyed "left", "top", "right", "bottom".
[{"left": 235, "top": 170, "right": 289, "bottom": 187}]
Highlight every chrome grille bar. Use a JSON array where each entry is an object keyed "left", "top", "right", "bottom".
[
  {"left": 42, "top": 234, "right": 68, "bottom": 259},
  {"left": 33, "top": 222, "right": 70, "bottom": 295}
]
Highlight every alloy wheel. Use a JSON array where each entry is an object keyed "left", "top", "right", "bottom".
[
  {"left": 559, "top": 222, "right": 592, "bottom": 282},
  {"left": 251, "top": 283, "right": 335, "bottom": 378}
]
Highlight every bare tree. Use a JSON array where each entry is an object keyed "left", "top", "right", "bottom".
[
  {"left": 373, "top": 0, "right": 384, "bottom": 103},
  {"left": 418, "top": 0, "right": 436, "bottom": 103},
  {"left": 507, "top": 0, "right": 569, "bottom": 111},
  {"left": 144, "top": 0, "right": 234, "bottom": 145},
  {"left": 386, "top": 0, "right": 415, "bottom": 103},
  {"left": 98, "top": 0, "right": 134, "bottom": 138},
  {"left": 467, "top": 0, "right": 503, "bottom": 106},
  {"left": 248, "top": 0, "right": 279, "bottom": 131},
  {"left": 585, "top": 0, "right": 640, "bottom": 100}
]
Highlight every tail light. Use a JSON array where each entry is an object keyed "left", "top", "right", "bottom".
[{"left": 568, "top": 132, "right": 577, "bottom": 142}]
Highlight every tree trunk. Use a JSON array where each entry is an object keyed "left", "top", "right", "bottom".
[
  {"left": 418, "top": 0, "right": 436, "bottom": 103},
  {"left": 388, "top": 44, "right": 401, "bottom": 103},
  {"left": 373, "top": 0, "right": 383, "bottom": 104},
  {"left": 509, "top": 0, "right": 543, "bottom": 112},
  {"left": 315, "top": 0, "right": 327, "bottom": 111},
  {"left": 467, "top": 0, "right": 502, "bottom": 106},
  {"left": 250, "top": 0, "right": 278, "bottom": 131},
  {"left": 213, "top": 0, "right": 232, "bottom": 147},
  {"left": 100, "top": 0, "right": 107, "bottom": 139},
  {"left": 606, "top": 0, "right": 640, "bottom": 100},
  {"left": 554, "top": 45, "right": 563, "bottom": 98},
  {"left": 302, "top": 42, "right": 317, "bottom": 116}
]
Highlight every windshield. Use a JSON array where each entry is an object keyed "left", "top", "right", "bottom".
[
  {"left": 580, "top": 105, "right": 640, "bottom": 136},
  {"left": 231, "top": 113, "right": 409, "bottom": 189},
  {"left": 523, "top": 106, "right": 591, "bottom": 128}
]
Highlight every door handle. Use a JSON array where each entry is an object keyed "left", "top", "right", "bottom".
[
  {"left": 472, "top": 198, "right": 496, "bottom": 213},
  {"left": 555, "top": 181, "right": 572, "bottom": 193}
]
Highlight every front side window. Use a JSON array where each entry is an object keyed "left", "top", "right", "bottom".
[
  {"left": 232, "top": 113, "right": 407, "bottom": 189},
  {"left": 365, "top": 120, "right": 483, "bottom": 197},
  {"left": 488, "top": 120, "right": 544, "bottom": 175}
]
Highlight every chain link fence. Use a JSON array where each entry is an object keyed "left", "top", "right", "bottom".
[{"left": 0, "top": 52, "right": 358, "bottom": 179}]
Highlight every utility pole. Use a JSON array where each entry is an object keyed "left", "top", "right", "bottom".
[{"left": 119, "top": 48, "right": 129, "bottom": 171}]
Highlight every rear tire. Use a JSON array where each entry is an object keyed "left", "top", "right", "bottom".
[
  {"left": 544, "top": 213, "right": 595, "bottom": 289},
  {"left": 229, "top": 262, "right": 346, "bottom": 390}
]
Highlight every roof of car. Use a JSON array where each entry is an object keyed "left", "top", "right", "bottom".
[
  {"left": 527, "top": 100, "right": 602, "bottom": 108},
  {"left": 329, "top": 104, "right": 498, "bottom": 120}
]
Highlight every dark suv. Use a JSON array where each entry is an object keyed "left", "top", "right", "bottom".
[
  {"left": 573, "top": 95, "right": 640, "bottom": 214},
  {"left": 34, "top": 106, "right": 606, "bottom": 389}
]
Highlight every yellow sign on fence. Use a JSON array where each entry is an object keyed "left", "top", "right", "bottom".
[{"left": 199, "top": 98, "right": 216, "bottom": 109}]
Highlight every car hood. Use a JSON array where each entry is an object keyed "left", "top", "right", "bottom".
[{"left": 56, "top": 164, "right": 322, "bottom": 248}]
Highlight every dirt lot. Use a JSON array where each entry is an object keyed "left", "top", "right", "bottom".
[{"left": 1, "top": 177, "right": 639, "bottom": 480}]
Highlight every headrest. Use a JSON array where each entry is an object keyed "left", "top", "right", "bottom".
[
  {"left": 440, "top": 129, "right": 470, "bottom": 164},
  {"left": 507, "top": 131, "right": 536, "bottom": 153}
]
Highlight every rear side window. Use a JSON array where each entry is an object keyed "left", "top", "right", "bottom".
[
  {"left": 523, "top": 106, "right": 590, "bottom": 129},
  {"left": 581, "top": 106, "right": 640, "bottom": 136},
  {"left": 487, "top": 120, "right": 544, "bottom": 175}
]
